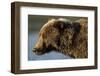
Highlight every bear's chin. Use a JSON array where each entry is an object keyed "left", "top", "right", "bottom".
[
  {"left": 33, "top": 49, "right": 47, "bottom": 55},
  {"left": 34, "top": 51, "right": 45, "bottom": 55}
]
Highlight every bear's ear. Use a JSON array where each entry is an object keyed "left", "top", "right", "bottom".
[
  {"left": 75, "top": 18, "right": 87, "bottom": 27},
  {"left": 48, "top": 18, "right": 56, "bottom": 22},
  {"left": 73, "top": 22, "right": 81, "bottom": 33},
  {"left": 58, "top": 18, "right": 71, "bottom": 23}
]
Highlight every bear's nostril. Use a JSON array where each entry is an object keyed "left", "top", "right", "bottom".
[{"left": 32, "top": 48, "right": 37, "bottom": 52}]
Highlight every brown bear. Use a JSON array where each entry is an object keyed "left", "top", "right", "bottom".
[{"left": 32, "top": 18, "right": 88, "bottom": 58}]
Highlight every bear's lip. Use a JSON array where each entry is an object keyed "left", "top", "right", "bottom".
[
  {"left": 34, "top": 51, "right": 44, "bottom": 55},
  {"left": 32, "top": 48, "right": 45, "bottom": 55}
]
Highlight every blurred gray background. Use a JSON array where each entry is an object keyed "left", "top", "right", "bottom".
[{"left": 28, "top": 15, "right": 87, "bottom": 61}]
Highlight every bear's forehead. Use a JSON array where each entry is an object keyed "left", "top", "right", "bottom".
[
  {"left": 40, "top": 18, "right": 72, "bottom": 30},
  {"left": 39, "top": 18, "right": 81, "bottom": 35},
  {"left": 58, "top": 18, "right": 72, "bottom": 23},
  {"left": 40, "top": 19, "right": 58, "bottom": 32}
]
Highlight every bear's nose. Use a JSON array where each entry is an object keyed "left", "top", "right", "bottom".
[{"left": 32, "top": 48, "right": 37, "bottom": 52}]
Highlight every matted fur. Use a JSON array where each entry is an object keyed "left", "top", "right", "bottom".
[{"left": 33, "top": 18, "right": 88, "bottom": 58}]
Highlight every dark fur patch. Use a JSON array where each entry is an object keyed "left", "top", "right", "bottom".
[
  {"left": 54, "top": 21, "right": 81, "bottom": 48},
  {"left": 72, "top": 22, "right": 81, "bottom": 33}
]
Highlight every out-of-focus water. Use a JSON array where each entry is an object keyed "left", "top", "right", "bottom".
[{"left": 28, "top": 32, "right": 72, "bottom": 61}]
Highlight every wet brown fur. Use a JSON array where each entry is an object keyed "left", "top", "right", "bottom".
[{"left": 33, "top": 18, "right": 88, "bottom": 58}]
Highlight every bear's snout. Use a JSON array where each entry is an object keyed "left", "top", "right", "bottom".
[
  {"left": 33, "top": 36, "right": 47, "bottom": 55},
  {"left": 32, "top": 48, "right": 45, "bottom": 55}
]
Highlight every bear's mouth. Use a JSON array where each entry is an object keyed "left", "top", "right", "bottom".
[
  {"left": 34, "top": 51, "right": 44, "bottom": 55},
  {"left": 32, "top": 48, "right": 46, "bottom": 55}
]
